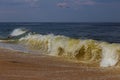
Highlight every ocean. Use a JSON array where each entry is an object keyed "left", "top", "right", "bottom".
[
  {"left": 0, "top": 22, "right": 120, "bottom": 43},
  {"left": 0, "top": 22, "right": 120, "bottom": 67}
]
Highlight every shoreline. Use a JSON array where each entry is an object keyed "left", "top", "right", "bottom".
[{"left": 0, "top": 48, "right": 120, "bottom": 80}]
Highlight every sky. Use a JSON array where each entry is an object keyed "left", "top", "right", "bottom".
[{"left": 0, "top": 0, "right": 120, "bottom": 22}]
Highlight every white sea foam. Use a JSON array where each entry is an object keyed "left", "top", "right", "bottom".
[
  {"left": 10, "top": 28, "right": 28, "bottom": 37},
  {"left": 100, "top": 43, "right": 120, "bottom": 67},
  {"left": 19, "top": 33, "right": 120, "bottom": 67}
]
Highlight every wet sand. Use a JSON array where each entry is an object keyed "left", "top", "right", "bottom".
[{"left": 0, "top": 48, "right": 120, "bottom": 80}]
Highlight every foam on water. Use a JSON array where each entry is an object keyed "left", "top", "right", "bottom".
[
  {"left": 10, "top": 28, "right": 28, "bottom": 37},
  {"left": 100, "top": 43, "right": 120, "bottom": 67},
  {"left": 19, "top": 33, "right": 120, "bottom": 67}
]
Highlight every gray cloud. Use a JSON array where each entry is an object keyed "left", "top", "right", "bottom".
[
  {"left": 57, "top": 2, "right": 70, "bottom": 8},
  {"left": 57, "top": 0, "right": 120, "bottom": 8},
  {"left": 57, "top": 0, "right": 97, "bottom": 8},
  {"left": 0, "top": 0, "right": 39, "bottom": 7}
]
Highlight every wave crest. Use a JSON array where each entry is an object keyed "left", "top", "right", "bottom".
[
  {"left": 10, "top": 28, "right": 28, "bottom": 37},
  {"left": 19, "top": 33, "right": 120, "bottom": 67}
]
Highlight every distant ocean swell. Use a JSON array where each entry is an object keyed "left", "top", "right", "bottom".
[{"left": 1, "top": 28, "right": 120, "bottom": 67}]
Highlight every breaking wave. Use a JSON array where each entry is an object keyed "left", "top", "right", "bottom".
[
  {"left": 19, "top": 33, "right": 120, "bottom": 67},
  {"left": 0, "top": 28, "right": 29, "bottom": 42},
  {"left": 10, "top": 28, "right": 28, "bottom": 37},
  {"left": 1, "top": 28, "right": 120, "bottom": 67}
]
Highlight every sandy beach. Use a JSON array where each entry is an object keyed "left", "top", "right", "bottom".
[{"left": 0, "top": 48, "right": 120, "bottom": 80}]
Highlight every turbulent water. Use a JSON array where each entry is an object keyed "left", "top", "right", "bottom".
[{"left": 0, "top": 22, "right": 120, "bottom": 67}]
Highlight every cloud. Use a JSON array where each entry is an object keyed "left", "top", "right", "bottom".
[
  {"left": 0, "top": 0, "right": 39, "bottom": 7},
  {"left": 57, "top": 2, "right": 69, "bottom": 8},
  {"left": 57, "top": 0, "right": 97, "bottom": 8},
  {"left": 74, "top": 0, "right": 96, "bottom": 6},
  {"left": 24, "top": 0, "right": 39, "bottom": 7}
]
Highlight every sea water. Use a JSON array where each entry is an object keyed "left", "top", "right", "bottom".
[{"left": 0, "top": 22, "right": 120, "bottom": 67}]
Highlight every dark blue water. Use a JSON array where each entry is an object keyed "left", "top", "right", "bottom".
[{"left": 0, "top": 22, "right": 120, "bottom": 43}]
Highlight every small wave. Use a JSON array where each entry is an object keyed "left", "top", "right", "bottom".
[
  {"left": 0, "top": 28, "right": 29, "bottom": 43},
  {"left": 19, "top": 33, "right": 120, "bottom": 67},
  {"left": 10, "top": 28, "right": 28, "bottom": 37}
]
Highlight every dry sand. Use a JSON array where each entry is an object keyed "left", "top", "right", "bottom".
[{"left": 0, "top": 48, "right": 120, "bottom": 80}]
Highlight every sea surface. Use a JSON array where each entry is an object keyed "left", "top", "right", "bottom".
[
  {"left": 0, "top": 22, "right": 120, "bottom": 43},
  {"left": 0, "top": 22, "right": 120, "bottom": 67}
]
